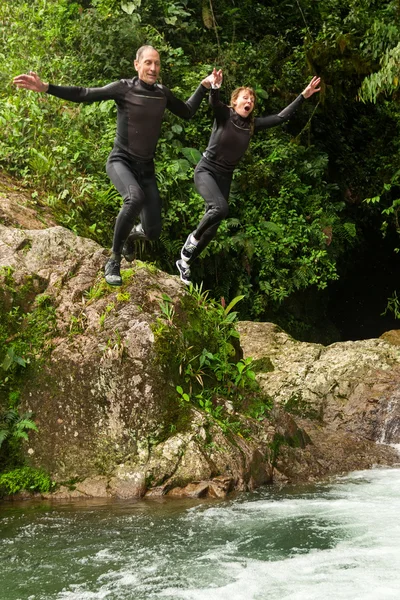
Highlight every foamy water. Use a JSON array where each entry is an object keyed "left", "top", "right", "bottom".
[{"left": 2, "top": 467, "right": 400, "bottom": 600}]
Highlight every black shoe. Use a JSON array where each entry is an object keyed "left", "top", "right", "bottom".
[
  {"left": 122, "top": 224, "right": 146, "bottom": 262},
  {"left": 181, "top": 232, "right": 197, "bottom": 262},
  {"left": 176, "top": 259, "right": 191, "bottom": 285},
  {"left": 104, "top": 258, "right": 122, "bottom": 286}
]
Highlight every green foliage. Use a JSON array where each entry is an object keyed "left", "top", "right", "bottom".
[
  {"left": 0, "top": 391, "right": 38, "bottom": 472},
  {"left": 154, "top": 286, "right": 272, "bottom": 433},
  {"left": 0, "top": 466, "right": 53, "bottom": 495},
  {"left": 0, "top": 406, "right": 38, "bottom": 449},
  {"left": 359, "top": 42, "right": 400, "bottom": 103},
  {"left": 382, "top": 291, "right": 400, "bottom": 320},
  {"left": 0, "top": 270, "right": 57, "bottom": 396},
  {"left": 3, "top": 0, "right": 400, "bottom": 335}
]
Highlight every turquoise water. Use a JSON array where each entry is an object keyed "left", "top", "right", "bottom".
[{"left": 1, "top": 467, "right": 400, "bottom": 600}]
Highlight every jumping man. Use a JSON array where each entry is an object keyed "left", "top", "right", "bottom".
[{"left": 14, "top": 46, "right": 214, "bottom": 286}]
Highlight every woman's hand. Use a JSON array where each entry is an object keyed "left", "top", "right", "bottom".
[
  {"left": 201, "top": 68, "right": 223, "bottom": 89},
  {"left": 211, "top": 68, "right": 223, "bottom": 89},
  {"left": 302, "top": 76, "right": 321, "bottom": 98}
]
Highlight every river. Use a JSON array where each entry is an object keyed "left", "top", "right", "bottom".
[{"left": 1, "top": 467, "right": 400, "bottom": 600}]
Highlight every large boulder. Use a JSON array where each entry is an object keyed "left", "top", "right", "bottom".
[
  {"left": 0, "top": 179, "right": 399, "bottom": 498},
  {"left": 238, "top": 321, "right": 400, "bottom": 481}
]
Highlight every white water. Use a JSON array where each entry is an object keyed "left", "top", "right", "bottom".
[{"left": 2, "top": 467, "right": 400, "bottom": 600}]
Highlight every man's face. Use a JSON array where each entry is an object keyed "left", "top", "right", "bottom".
[{"left": 134, "top": 49, "right": 161, "bottom": 85}]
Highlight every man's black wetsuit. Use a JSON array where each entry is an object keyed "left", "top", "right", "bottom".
[
  {"left": 47, "top": 78, "right": 208, "bottom": 252},
  {"left": 191, "top": 88, "right": 305, "bottom": 258}
]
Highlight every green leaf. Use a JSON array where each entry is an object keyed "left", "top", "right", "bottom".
[
  {"left": 224, "top": 295, "right": 245, "bottom": 315},
  {"left": 16, "top": 420, "right": 38, "bottom": 432},
  {"left": 236, "top": 362, "right": 245, "bottom": 374},
  {"left": 202, "top": 2, "right": 213, "bottom": 29},
  {"left": 172, "top": 159, "right": 190, "bottom": 175},
  {"left": 121, "top": 0, "right": 141, "bottom": 14},
  {"left": 1, "top": 352, "right": 13, "bottom": 371},
  {"left": 14, "top": 356, "right": 27, "bottom": 367},
  {"left": 181, "top": 147, "right": 202, "bottom": 165},
  {"left": 255, "top": 88, "right": 269, "bottom": 99},
  {"left": 0, "top": 429, "right": 9, "bottom": 448}
]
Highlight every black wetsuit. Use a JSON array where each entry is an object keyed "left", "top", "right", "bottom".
[
  {"left": 47, "top": 78, "right": 208, "bottom": 252},
  {"left": 191, "top": 88, "right": 305, "bottom": 258}
]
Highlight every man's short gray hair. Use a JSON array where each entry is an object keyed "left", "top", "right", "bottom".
[{"left": 136, "top": 45, "right": 158, "bottom": 61}]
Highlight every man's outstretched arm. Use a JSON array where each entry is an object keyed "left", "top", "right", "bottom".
[
  {"left": 14, "top": 70, "right": 125, "bottom": 103},
  {"left": 165, "top": 71, "right": 218, "bottom": 120}
]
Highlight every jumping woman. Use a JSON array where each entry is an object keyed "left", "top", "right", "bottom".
[{"left": 176, "top": 72, "right": 321, "bottom": 284}]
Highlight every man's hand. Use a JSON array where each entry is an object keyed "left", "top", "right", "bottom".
[
  {"left": 13, "top": 71, "right": 49, "bottom": 93},
  {"left": 201, "top": 68, "right": 223, "bottom": 89},
  {"left": 302, "top": 76, "right": 321, "bottom": 99}
]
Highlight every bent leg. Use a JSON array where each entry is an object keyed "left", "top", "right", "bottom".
[
  {"left": 106, "top": 153, "right": 145, "bottom": 254},
  {"left": 189, "top": 164, "right": 231, "bottom": 259},
  {"left": 194, "top": 168, "right": 230, "bottom": 239},
  {"left": 139, "top": 165, "right": 162, "bottom": 241},
  {"left": 192, "top": 222, "right": 221, "bottom": 259}
]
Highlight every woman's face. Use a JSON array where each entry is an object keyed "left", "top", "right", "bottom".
[{"left": 232, "top": 89, "right": 255, "bottom": 118}]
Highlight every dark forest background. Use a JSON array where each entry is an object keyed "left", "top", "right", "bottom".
[{"left": 2, "top": 0, "right": 400, "bottom": 342}]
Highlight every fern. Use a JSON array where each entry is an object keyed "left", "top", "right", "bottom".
[{"left": 0, "top": 408, "right": 37, "bottom": 449}]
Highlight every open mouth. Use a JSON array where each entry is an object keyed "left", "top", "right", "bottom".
[{"left": 244, "top": 105, "right": 251, "bottom": 112}]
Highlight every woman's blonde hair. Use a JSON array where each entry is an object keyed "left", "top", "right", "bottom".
[{"left": 229, "top": 86, "right": 256, "bottom": 110}]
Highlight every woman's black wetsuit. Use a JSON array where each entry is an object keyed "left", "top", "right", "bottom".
[
  {"left": 191, "top": 88, "right": 305, "bottom": 258},
  {"left": 46, "top": 78, "right": 207, "bottom": 252}
]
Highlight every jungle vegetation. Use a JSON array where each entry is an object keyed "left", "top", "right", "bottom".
[{"left": 1, "top": 0, "right": 400, "bottom": 340}]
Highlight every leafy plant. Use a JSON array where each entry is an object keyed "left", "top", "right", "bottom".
[
  {"left": 0, "top": 407, "right": 37, "bottom": 449},
  {"left": 154, "top": 286, "right": 270, "bottom": 435},
  {"left": 0, "top": 466, "right": 54, "bottom": 495},
  {"left": 382, "top": 291, "right": 400, "bottom": 320}
]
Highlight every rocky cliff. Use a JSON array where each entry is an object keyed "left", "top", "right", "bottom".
[{"left": 0, "top": 174, "right": 399, "bottom": 500}]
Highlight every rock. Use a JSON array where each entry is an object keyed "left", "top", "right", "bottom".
[
  {"left": 1, "top": 200, "right": 400, "bottom": 499},
  {"left": 42, "top": 486, "right": 87, "bottom": 500},
  {"left": 144, "top": 485, "right": 170, "bottom": 498},
  {"left": 167, "top": 481, "right": 210, "bottom": 498},
  {"left": 74, "top": 476, "right": 109, "bottom": 498},
  {"left": 380, "top": 329, "right": 400, "bottom": 346},
  {"left": 0, "top": 173, "right": 56, "bottom": 230},
  {"left": 108, "top": 471, "right": 147, "bottom": 499},
  {"left": 238, "top": 321, "right": 400, "bottom": 481},
  {"left": 208, "top": 476, "right": 234, "bottom": 498}
]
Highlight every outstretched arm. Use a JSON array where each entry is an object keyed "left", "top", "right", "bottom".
[
  {"left": 13, "top": 70, "right": 125, "bottom": 103},
  {"left": 13, "top": 71, "right": 49, "bottom": 93},
  {"left": 255, "top": 76, "right": 321, "bottom": 131},
  {"left": 166, "top": 68, "right": 223, "bottom": 120}
]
